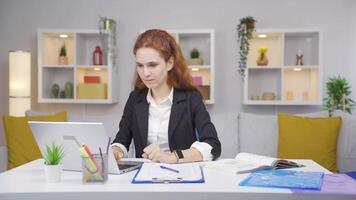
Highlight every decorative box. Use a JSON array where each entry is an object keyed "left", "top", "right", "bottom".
[
  {"left": 84, "top": 76, "right": 101, "bottom": 83},
  {"left": 192, "top": 76, "right": 203, "bottom": 86},
  {"left": 77, "top": 83, "right": 107, "bottom": 99}
]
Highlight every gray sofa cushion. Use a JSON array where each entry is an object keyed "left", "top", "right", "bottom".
[
  {"left": 0, "top": 146, "right": 7, "bottom": 173},
  {"left": 238, "top": 112, "right": 278, "bottom": 157},
  {"left": 332, "top": 111, "right": 356, "bottom": 172}
]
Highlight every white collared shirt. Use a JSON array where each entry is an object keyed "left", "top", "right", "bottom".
[
  {"left": 146, "top": 87, "right": 173, "bottom": 151},
  {"left": 112, "top": 88, "right": 213, "bottom": 161}
]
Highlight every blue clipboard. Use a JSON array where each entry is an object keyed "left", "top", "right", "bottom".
[
  {"left": 131, "top": 164, "right": 205, "bottom": 184},
  {"left": 239, "top": 170, "right": 324, "bottom": 190}
]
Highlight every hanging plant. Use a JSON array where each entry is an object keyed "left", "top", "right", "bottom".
[
  {"left": 237, "top": 16, "right": 256, "bottom": 78},
  {"left": 323, "top": 75, "right": 355, "bottom": 116},
  {"left": 99, "top": 17, "right": 118, "bottom": 72}
]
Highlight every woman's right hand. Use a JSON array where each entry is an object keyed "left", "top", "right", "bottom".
[{"left": 112, "top": 146, "right": 124, "bottom": 160}]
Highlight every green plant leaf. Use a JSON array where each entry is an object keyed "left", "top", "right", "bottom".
[
  {"left": 190, "top": 48, "right": 200, "bottom": 59},
  {"left": 44, "top": 142, "right": 65, "bottom": 165},
  {"left": 59, "top": 44, "right": 67, "bottom": 57},
  {"left": 323, "top": 75, "right": 355, "bottom": 116},
  {"left": 237, "top": 16, "right": 256, "bottom": 78}
]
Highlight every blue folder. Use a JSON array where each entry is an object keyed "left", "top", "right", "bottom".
[
  {"left": 239, "top": 170, "right": 324, "bottom": 190},
  {"left": 131, "top": 164, "right": 205, "bottom": 184}
]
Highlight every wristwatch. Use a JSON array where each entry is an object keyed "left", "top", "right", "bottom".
[{"left": 174, "top": 150, "right": 184, "bottom": 163}]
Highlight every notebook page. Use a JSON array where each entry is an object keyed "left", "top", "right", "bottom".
[
  {"left": 204, "top": 159, "right": 271, "bottom": 174},
  {"left": 235, "top": 152, "right": 277, "bottom": 166}
]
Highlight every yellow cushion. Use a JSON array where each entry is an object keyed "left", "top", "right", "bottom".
[
  {"left": 277, "top": 112, "right": 341, "bottom": 172},
  {"left": 3, "top": 111, "right": 67, "bottom": 170}
]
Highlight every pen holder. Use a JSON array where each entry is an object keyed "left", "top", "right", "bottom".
[{"left": 82, "top": 153, "right": 108, "bottom": 184}]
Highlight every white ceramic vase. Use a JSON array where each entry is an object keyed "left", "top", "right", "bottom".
[{"left": 44, "top": 164, "right": 62, "bottom": 182}]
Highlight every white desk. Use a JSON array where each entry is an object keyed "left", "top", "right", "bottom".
[{"left": 0, "top": 159, "right": 354, "bottom": 200}]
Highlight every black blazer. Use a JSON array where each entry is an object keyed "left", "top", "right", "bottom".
[{"left": 113, "top": 88, "right": 221, "bottom": 160}]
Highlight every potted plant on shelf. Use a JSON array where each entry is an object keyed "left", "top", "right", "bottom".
[
  {"left": 188, "top": 48, "right": 203, "bottom": 65},
  {"left": 237, "top": 16, "right": 256, "bottom": 78},
  {"left": 323, "top": 75, "right": 355, "bottom": 117},
  {"left": 58, "top": 43, "right": 68, "bottom": 65},
  {"left": 43, "top": 143, "right": 65, "bottom": 182}
]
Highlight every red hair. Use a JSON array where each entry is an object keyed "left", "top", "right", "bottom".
[{"left": 133, "top": 29, "right": 198, "bottom": 92}]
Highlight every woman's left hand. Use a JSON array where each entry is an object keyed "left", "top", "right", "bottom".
[{"left": 142, "top": 144, "right": 177, "bottom": 163}]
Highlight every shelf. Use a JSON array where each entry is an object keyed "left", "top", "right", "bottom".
[
  {"left": 42, "top": 65, "right": 75, "bottom": 68},
  {"left": 247, "top": 66, "right": 282, "bottom": 69},
  {"left": 77, "top": 32, "right": 107, "bottom": 66},
  {"left": 246, "top": 68, "right": 282, "bottom": 102},
  {"left": 40, "top": 32, "right": 75, "bottom": 66},
  {"left": 38, "top": 29, "right": 118, "bottom": 104},
  {"left": 284, "top": 32, "right": 319, "bottom": 66},
  {"left": 247, "top": 32, "right": 283, "bottom": 67},
  {"left": 283, "top": 65, "right": 318, "bottom": 69},
  {"left": 243, "top": 30, "right": 321, "bottom": 105},
  {"left": 244, "top": 100, "right": 322, "bottom": 105},
  {"left": 283, "top": 68, "right": 319, "bottom": 102},
  {"left": 188, "top": 65, "right": 211, "bottom": 69},
  {"left": 191, "top": 69, "right": 211, "bottom": 86},
  {"left": 38, "top": 98, "right": 113, "bottom": 104},
  {"left": 178, "top": 32, "right": 211, "bottom": 65},
  {"left": 197, "top": 85, "right": 210, "bottom": 102},
  {"left": 77, "top": 65, "right": 108, "bottom": 69},
  {"left": 41, "top": 67, "right": 74, "bottom": 99},
  {"left": 76, "top": 67, "right": 108, "bottom": 84},
  {"left": 168, "top": 29, "right": 215, "bottom": 103}
]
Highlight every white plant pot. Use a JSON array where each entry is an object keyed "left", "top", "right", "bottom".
[
  {"left": 187, "top": 58, "right": 204, "bottom": 66},
  {"left": 44, "top": 164, "right": 62, "bottom": 182}
]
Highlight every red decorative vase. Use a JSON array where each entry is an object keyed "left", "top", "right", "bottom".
[{"left": 93, "top": 46, "right": 103, "bottom": 65}]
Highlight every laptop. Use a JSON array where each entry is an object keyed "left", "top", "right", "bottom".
[{"left": 28, "top": 121, "right": 145, "bottom": 174}]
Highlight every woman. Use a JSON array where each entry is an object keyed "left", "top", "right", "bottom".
[{"left": 112, "top": 29, "right": 221, "bottom": 163}]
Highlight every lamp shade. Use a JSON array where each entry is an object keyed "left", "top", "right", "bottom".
[
  {"left": 9, "top": 98, "right": 31, "bottom": 117},
  {"left": 9, "top": 51, "right": 31, "bottom": 116}
]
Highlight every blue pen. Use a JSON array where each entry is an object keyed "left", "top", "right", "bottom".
[{"left": 160, "top": 165, "right": 179, "bottom": 173}]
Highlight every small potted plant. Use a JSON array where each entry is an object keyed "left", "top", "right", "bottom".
[
  {"left": 237, "top": 16, "right": 256, "bottom": 78},
  {"left": 43, "top": 143, "right": 65, "bottom": 182},
  {"left": 323, "top": 75, "right": 355, "bottom": 116},
  {"left": 188, "top": 48, "right": 204, "bottom": 65},
  {"left": 58, "top": 43, "right": 68, "bottom": 65}
]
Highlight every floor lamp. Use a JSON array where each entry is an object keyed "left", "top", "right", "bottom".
[{"left": 9, "top": 51, "right": 31, "bottom": 117}]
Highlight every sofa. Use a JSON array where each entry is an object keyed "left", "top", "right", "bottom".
[
  {"left": 238, "top": 110, "right": 356, "bottom": 173},
  {"left": 1, "top": 110, "right": 355, "bottom": 173}
]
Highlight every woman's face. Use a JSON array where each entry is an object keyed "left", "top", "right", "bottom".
[{"left": 135, "top": 47, "right": 173, "bottom": 90}]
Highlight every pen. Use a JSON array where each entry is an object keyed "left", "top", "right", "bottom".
[
  {"left": 160, "top": 165, "right": 179, "bottom": 173},
  {"left": 106, "top": 137, "right": 111, "bottom": 154}
]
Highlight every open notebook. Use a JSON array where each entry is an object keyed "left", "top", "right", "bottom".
[
  {"left": 205, "top": 152, "right": 304, "bottom": 174},
  {"left": 132, "top": 162, "right": 204, "bottom": 184}
]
